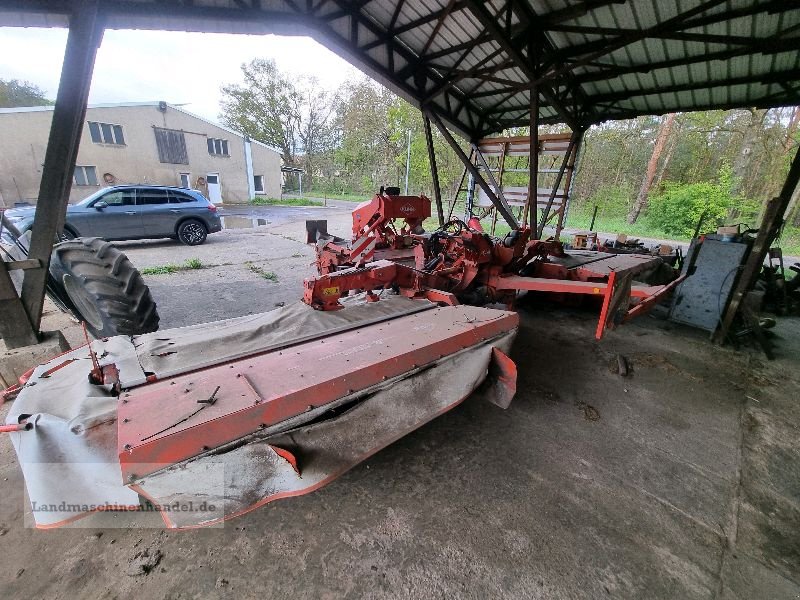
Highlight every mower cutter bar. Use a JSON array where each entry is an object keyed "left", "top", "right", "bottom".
[{"left": 118, "top": 305, "right": 518, "bottom": 481}]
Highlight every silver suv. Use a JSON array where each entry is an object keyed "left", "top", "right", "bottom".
[{"left": 4, "top": 185, "right": 222, "bottom": 245}]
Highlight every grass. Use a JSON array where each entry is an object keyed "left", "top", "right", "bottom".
[
  {"left": 140, "top": 258, "right": 205, "bottom": 275},
  {"left": 245, "top": 261, "right": 278, "bottom": 282},
  {"left": 250, "top": 197, "right": 322, "bottom": 207},
  {"left": 566, "top": 208, "right": 800, "bottom": 255},
  {"left": 287, "top": 187, "right": 800, "bottom": 256},
  {"left": 566, "top": 210, "right": 677, "bottom": 241},
  {"left": 305, "top": 191, "right": 367, "bottom": 203}
]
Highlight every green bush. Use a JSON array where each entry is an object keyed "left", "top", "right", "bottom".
[
  {"left": 584, "top": 184, "right": 633, "bottom": 213},
  {"left": 646, "top": 168, "right": 737, "bottom": 237}
]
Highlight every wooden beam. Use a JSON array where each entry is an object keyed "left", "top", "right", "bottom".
[
  {"left": 715, "top": 148, "right": 800, "bottom": 344},
  {"left": 19, "top": 0, "right": 103, "bottom": 340},
  {"left": 0, "top": 260, "right": 39, "bottom": 349},
  {"left": 523, "top": 82, "right": 539, "bottom": 230},
  {"left": 423, "top": 114, "right": 444, "bottom": 227}
]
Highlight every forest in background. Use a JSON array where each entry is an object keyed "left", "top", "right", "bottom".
[{"left": 220, "top": 59, "right": 800, "bottom": 253}]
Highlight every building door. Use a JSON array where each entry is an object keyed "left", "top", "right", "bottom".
[{"left": 207, "top": 173, "right": 222, "bottom": 204}]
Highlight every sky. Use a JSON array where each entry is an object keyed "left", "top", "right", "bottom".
[{"left": 0, "top": 27, "right": 360, "bottom": 122}]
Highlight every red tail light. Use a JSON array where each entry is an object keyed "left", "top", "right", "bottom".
[{"left": 207, "top": 204, "right": 218, "bottom": 212}]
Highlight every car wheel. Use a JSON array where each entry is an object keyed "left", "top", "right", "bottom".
[
  {"left": 177, "top": 219, "right": 208, "bottom": 246},
  {"left": 49, "top": 238, "right": 160, "bottom": 338}
]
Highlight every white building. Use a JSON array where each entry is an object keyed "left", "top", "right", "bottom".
[{"left": 0, "top": 101, "right": 283, "bottom": 206}]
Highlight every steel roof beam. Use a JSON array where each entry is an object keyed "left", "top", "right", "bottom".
[
  {"left": 536, "top": 0, "right": 627, "bottom": 25},
  {"left": 20, "top": 0, "right": 104, "bottom": 342},
  {"left": 588, "top": 68, "right": 800, "bottom": 105},
  {"left": 462, "top": 0, "right": 576, "bottom": 128},
  {"left": 426, "top": 110, "right": 519, "bottom": 228},
  {"left": 583, "top": 92, "right": 800, "bottom": 123},
  {"left": 317, "top": 0, "right": 481, "bottom": 137},
  {"left": 549, "top": 0, "right": 729, "bottom": 63},
  {"left": 548, "top": 27, "right": 768, "bottom": 47},
  {"left": 542, "top": 0, "right": 730, "bottom": 88},
  {"left": 571, "top": 38, "right": 800, "bottom": 85}
]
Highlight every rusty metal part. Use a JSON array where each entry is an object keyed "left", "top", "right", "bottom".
[
  {"left": 486, "top": 347, "right": 517, "bottom": 409},
  {"left": 0, "top": 421, "right": 32, "bottom": 433},
  {"left": 304, "top": 217, "right": 682, "bottom": 338},
  {"left": 311, "top": 192, "right": 432, "bottom": 274},
  {"left": 303, "top": 260, "right": 456, "bottom": 311},
  {"left": 1, "top": 383, "right": 23, "bottom": 403}
]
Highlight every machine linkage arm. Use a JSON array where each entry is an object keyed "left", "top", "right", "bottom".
[{"left": 303, "top": 260, "right": 457, "bottom": 311}]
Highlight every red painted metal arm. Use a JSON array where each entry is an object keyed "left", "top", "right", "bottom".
[
  {"left": 622, "top": 272, "right": 688, "bottom": 323},
  {"left": 596, "top": 271, "right": 688, "bottom": 339},
  {"left": 303, "top": 260, "right": 458, "bottom": 311},
  {"left": 303, "top": 261, "right": 401, "bottom": 310},
  {"left": 491, "top": 274, "right": 663, "bottom": 298}
]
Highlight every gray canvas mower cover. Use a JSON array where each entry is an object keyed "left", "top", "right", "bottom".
[{"left": 4, "top": 294, "right": 517, "bottom": 529}]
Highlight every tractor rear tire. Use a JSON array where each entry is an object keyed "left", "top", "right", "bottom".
[{"left": 50, "top": 238, "right": 160, "bottom": 338}]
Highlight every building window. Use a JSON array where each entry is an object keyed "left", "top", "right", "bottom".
[
  {"left": 207, "top": 138, "right": 229, "bottom": 156},
  {"left": 253, "top": 175, "right": 265, "bottom": 194},
  {"left": 73, "top": 166, "right": 98, "bottom": 186},
  {"left": 88, "top": 121, "right": 125, "bottom": 145},
  {"left": 154, "top": 128, "right": 188, "bottom": 164},
  {"left": 179, "top": 173, "right": 191, "bottom": 189}
]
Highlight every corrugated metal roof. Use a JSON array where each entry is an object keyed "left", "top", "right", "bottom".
[{"left": 0, "top": 0, "right": 798, "bottom": 138}]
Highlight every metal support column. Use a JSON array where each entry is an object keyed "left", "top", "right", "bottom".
[
  {"left": 422, "top": 115, "right": 444, "bottom": 227},
  {"left": 522, "top": 83, "right": 540, "bottom": 230},
  {"left": 19, "top": 0, "right": 103, "bottom": 339},
  {"left": 426, "top": 110, "right": 519, "bottom": 229}
]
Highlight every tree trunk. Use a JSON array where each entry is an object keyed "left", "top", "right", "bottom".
[
  {"left": 731, "top": 108, "right": 767, "bottom": 198},
  {"left": 627, "top": 113, "right": 676, "bottom": 224},
  {"left": 783, "top": 106, "right": 800, "bottom": 153},
  {"left": 652, "top": 120, "right": 680, "bottom": 190}
]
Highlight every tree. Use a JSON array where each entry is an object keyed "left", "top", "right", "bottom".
[
  {"left": 295, "top": 76, "right": 337, "bottom": 189},
  {"left": 220, "top": 59, "right": 302, "bottom": 166},
  {"left": 0, "top": 79, "right": 51, "bottom": 108},
  {"left": 330, "top": 78, "right": 398, "bottom": 192},
  {"left": 731, "top": 108, "right": 768, "bottom": 198},
  {"left": 219, "top": 59, "right": 338, "bottom": 190},
  {"left": 627, "top": 113, "right": 676, "bottom": 224}
]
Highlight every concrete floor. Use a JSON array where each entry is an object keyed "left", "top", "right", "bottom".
[{"left": 0, "top": 203, "right": 798, "bottom": 599}]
